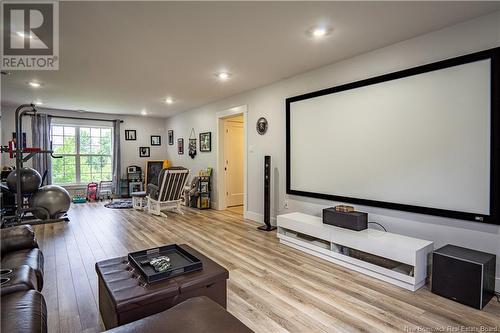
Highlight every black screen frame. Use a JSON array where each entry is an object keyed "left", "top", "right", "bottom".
[{"left": 286, "top": 47, "right": 500, "bottom": 224}]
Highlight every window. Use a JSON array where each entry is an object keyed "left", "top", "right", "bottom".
[{"left": 51, "top": 124, "right": 113, "bottom": 185}]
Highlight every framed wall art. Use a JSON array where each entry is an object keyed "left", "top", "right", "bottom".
[
  {"left": 199, "top": 132, "right": 211, "bottom": 152},
  {"left": 151, "top": 135, "right": 161, "bottom": 146},
  {"left": 168, "top": 130, "right": 174, "bottom": 145},
  {"left": 125, "top": 130, "right": 137, "bottom": 140},
  {"left": 178, "top": 138, "right": 184, "bottom": 154},
  {"left": 139, "top": 146, "right": 150, "bottom": 157}
]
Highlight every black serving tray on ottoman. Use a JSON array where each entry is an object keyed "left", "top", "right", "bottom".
[{"left": 128, "top": 244, "right": 203, "bottom": 283}]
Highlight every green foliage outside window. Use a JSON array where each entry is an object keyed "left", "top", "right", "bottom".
[{"left": 51, "top": 125, "right": 113, "bottom": 185}]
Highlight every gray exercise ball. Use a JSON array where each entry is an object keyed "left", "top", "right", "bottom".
[
  {"left": 6, "top": 167, "right": 42, "bottom": 193},
  {"left": 29, "top": 185, "right": 71, "bottom": 219}
]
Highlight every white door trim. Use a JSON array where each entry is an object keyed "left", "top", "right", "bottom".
[{"left": 216, "top": 105, "right": 248, "bottom": 211}]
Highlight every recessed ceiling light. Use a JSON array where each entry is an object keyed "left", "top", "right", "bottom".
[
  {"left": 308, "top": 26, "right": 332, "bottom": 39},
  {"left": 28, "top": 81, "right": 41, "bottom": 88},
  {"left": 16, "top": 31, "right": 32, "bottom": 39},
  {"left": 216, "top": 71, "right": 231, "bottom": 81},
  {"left": 165, "top": 97, "right": 174, "bottom": 104},
  {"left": 34, "top": 100, "right": 43, "bottom": 106},
  {"left": 141, "top": 109, "right": 147, "bottom": 116}
]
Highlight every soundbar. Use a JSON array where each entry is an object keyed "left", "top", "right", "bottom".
[{"left": 322, "top": 208, "right": 367, "bottom": 231}]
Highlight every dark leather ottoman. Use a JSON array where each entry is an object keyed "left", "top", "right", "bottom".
[
  {"left": 1, "top": 265, "right": 40, "bottom": 295},
  {"left": 96, "top": 244, "right": 229, "bottom": 329},
  {"left": 105, "top": 296, "right": 252, "bottom": 333}
]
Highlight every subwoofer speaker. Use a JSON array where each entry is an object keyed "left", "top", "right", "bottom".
[
  {"left": 431, "top": 244, "right": 496, "bottom": 310},
  {"left": 258, "top": 155, "right": 276, "bottom": 231}
]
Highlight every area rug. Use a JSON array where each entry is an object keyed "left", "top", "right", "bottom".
[{"left": 104, "top": 199, "right": 133, "bottom": 209}]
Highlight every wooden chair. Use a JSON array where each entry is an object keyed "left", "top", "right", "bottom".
[{"left": 146, "top": 167, "right": 190, "bottom": 216}]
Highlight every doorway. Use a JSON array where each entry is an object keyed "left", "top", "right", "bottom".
[
  {"left": 216, "top": 105, "right": 247, "bottom": 214},
  {"left": 224, "top": 115, "right": 244, "bottom": 208}
]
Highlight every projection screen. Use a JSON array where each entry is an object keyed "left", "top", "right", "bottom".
[{"left": 286, "top": 48, "right": 500, "bottom": 223}]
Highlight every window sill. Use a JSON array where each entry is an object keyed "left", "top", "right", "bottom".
[{"left": 54, "top": 184, "right": 88, "bottom": 189}]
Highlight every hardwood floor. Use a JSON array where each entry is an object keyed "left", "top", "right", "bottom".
[
  {"left": 227, "top": 205, "right": 244, "bottom": 214},
  {"left": 33, "top": 203, "right": 500, "bottom": 333}
]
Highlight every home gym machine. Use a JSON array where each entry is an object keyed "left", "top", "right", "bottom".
[{"left": 1, "top": 103, "right": 71, "bottom": 227}]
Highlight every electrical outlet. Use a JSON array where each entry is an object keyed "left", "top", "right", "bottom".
[{"left": 284, "top": 200, "right": 289, "bottom": 209}]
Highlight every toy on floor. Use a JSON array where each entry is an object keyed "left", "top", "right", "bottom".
[
  {"left": 86, "top": 182, "right": 98, "bottom": 201},
  {"left": 72, "top": 194, "right": 87, "bottom": 204},
  {"left": 98, "top": 181, "right": 113, "bottom": 201},
  {"left": 72, "top": 188, "right": 87, "bottom": 203}
]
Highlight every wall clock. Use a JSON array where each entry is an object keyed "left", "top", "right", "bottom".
[{"left": 256, "top": 117, "right": 268, "bottom": 135}]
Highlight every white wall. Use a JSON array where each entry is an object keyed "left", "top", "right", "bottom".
[
  {"left": 163, "top": 109, "right": 220, "bottom": 204},
  {"left": 164, "top": 11, "right": 500, "bottom": 290},
  {"left": 0, "top": 104, "right": 168, "bottom": 179}
]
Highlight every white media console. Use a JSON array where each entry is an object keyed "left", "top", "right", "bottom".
[{"left": 277, "top": 212, "right": 434, "bottom": 291}]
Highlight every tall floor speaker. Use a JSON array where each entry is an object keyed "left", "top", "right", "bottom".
[{"left": 258, "top": 155, "right": 276, "bottom": 231}]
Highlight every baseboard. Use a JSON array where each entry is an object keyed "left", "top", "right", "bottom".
[{"left": 244, "top": 210, "right": 276, "bottom": 225}]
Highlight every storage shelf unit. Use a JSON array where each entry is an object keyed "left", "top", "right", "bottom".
[
  {"left": 197, "top": 176, "right": 211, "bottom": 209},
  {"left": 277, "top": 212, "right": 434, "bottom": 291}
]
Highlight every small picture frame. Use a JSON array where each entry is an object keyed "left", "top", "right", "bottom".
[
  {"left": 125, "top": 130, "right": 137, "bottom": 141},
  {"left": 151, "top": 135, "right": 161, "bottom": 146},
  {"left": 178, "top": 138, "right": 184, "bottom": 154},
  {"left": 199, "top": 132, "right": 211, "bottom": 152},
  {"left": 139, "top": 146, "right": 150, "bottom": 157},
  {"left": 168, "top": 130, "right": 174, "bottom": 145}
]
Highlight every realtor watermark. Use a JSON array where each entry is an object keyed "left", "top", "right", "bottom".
[
  {"left": 404, "top": 325, "right": 498, "bottom": 332},
  {"left": 1, "top": 1, "right": 59, "bottom": 70}
]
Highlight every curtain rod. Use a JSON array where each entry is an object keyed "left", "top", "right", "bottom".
[{"left": 47, "top": 115, "right": 124, "bottom": 123}]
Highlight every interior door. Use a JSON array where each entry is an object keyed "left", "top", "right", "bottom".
[{"left": 224, "top": 118, "right": 244, "bottom": 207}]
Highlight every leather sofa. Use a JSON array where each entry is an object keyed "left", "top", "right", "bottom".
[
  {"left": 1, "top": 225, "right": 47, "bottom": 333},
  {"left": 1, "top": 225, "right": 44, "bottom": 290},
  {"left": 1, "top": 289, "right": 47, "bottom": 333},
  {"left": 105, "top": 296, "right": 253, "bottom": 333}
]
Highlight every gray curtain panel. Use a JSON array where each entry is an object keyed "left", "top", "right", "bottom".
[
  {"left": 30, "top": 114, "right": 52, "bottom": 185},
  {"left": 112, "top": 120, "right": 121, "bottom": 196}
]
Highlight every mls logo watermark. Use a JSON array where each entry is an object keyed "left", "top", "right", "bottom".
[{"left": 1, "top": 1, "right": 59, "bottom": 70}]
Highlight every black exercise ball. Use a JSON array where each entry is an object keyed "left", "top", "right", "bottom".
[
  {"left": 29, "top": 185, "right": 71, "bottom": 219},
  {"left": 6, "top": 167, "right": 42, "bottom": 193}
]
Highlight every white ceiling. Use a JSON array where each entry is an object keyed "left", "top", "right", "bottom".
[{"left": 2, "top": 1, "right": 500, "bottom": 118}]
